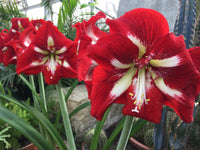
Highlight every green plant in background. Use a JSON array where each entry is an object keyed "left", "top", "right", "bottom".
[
  {"left": 0, "top": 101, "right": 34, "bottom": 149},
  {"left": 0, "top": 127, "right": 11, "bottom": 149},
  {"left": 0, "top": 0, "right": 25, "bottom": 30},
  {"left": 83, "top": 128, "right": 107, "bottom": 150}
]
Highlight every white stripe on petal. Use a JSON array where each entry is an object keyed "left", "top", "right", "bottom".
[
  {"left": 110, "top": 67, "right": 137, "bottom": 98},
  {"left": 34, "top": 47, "right": 49, "bottom": 55},
  {"left": 31, "top": 61, "right": 44, "bottom": 66},
  {"left": 150, "top": 56, "right": 180, "bottom": 67},
  {"left": 55, "top": 47, "right": 67, "bottom": 54},
  {"left": 111, "top": 59, "right": 133, "bottom": 69},
  {"left": 154, "top": 77, "right": 182, "bottom": 97},
  {"left": 18, "top": 20, "right": 23, "bottom": 31},
  {"left": 63, "top": 61, "right": 70, "bottom": 68},
  {"left": 47, "top": 36, "right": 54, "bottom": 48},
  {"left": 127, "top": 34, "right": 146, "bottom": 58}
]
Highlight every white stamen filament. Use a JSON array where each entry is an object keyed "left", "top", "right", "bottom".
[{"left": 132, "top": 68, "right": 146, "bottom": 113}]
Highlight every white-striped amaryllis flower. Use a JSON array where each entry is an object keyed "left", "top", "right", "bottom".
[
  {"left": 16, "top": 21, "right": 77, "bottom": 84},
  {"left": 88, "top": 8, "right": 200, "bottom": 123},
  {"left": 73, "top": 11, "right": 107, "bottom": 97}
]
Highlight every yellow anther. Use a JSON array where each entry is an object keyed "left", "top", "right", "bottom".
[
  {"left": 146, "top": 99, "right": 150, "bottom": 102},
  {"left": 134, "top": 100, "right": 137, "bottom": 105},
  {"left": 141, "top": 93, "right": 144, "bottom": 97},
  {"left": 139, "top": 104, "right": 141, "bottom": 110},
  {"left": 129, "top": 93, "right": 134, "bottom": 97}
]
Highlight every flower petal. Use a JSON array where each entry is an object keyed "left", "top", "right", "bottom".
[
  {"left": 188, "top": 47, "right": 200, "bottom": 72},
  {"left": 73, "top": 11, "right": 107, "bottom": 44},
  {"left": 123, "top": 73, "right": 164, "bottom": 124},
  {"left": 89, "top": 34, "right": 139, "bottom": 69},
  {"left": 106, "top": 8, "right": 169, "bottom": 52},
  {"left": 149, "top": 33, "right": 200, "bottom": 122},
  {"left": 90, "top": 66, "right": 127, "bottom": 120}
]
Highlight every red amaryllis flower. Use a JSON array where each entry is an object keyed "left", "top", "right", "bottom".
[
  {"left": 88, "top": 8, "right": 200, "bottom": 123},
  {"left": 73, "top": 11, "right": 107, "bottom": 81},
  {"left": 16, "top": 21, "right": 77, "bottom": 84},
  {"left": 0, "top": 29, "right": 19, "bottom": 66},
  {"left": 73, "top": 12, "right": 107, "bottom": 96},
  {"left": 0, "top": 18, "right": 33, "bottom": 66},
  {"left": 18, "top": 19, "right": 46, "bottom": 54}
]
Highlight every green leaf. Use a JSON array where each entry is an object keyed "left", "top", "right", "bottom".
[
  {"left": 0, "top": 93, "right": 68, "bottom": 150},
  {"left": 103, "top": 117, "right": 125, "bottom": 150},
  {"left": 69, "top": 101, "right": 91, "bottom": 118},
  {"left": 0, "top": 106, "right": 54, "bottom": 150},
  {"left": 90, "top": 106, "right": 112, "bottom": 150}
]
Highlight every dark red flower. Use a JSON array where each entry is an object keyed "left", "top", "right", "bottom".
[
  {"left": 88, "top": 8, "right": 200, "bottom": 123},
  {"left": 16, "top": 21, "right": 77, "bottom": 84},
  {"left": 73, "top": 12, "right": 107, "bottom": 96}
]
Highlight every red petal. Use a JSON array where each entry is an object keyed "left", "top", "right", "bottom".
[
  {"left": 151, "top": 33, "right": 200, "bottom": 91},
  {"left": 31, "top": 19, "right": 46, "bottom": 30},
  {"left": 188, "top": 47, "right": 200, "bottom": 72},
  {"left": 73, "top": 11, "right": 107, "bottom": 43},
  {"left": 123, "top": 79, "right": 164, "bottom": 124},
  {"left": 90, "top": 66, "right": 126, "bottom": 120},
  {"left": 16, "top": 45, "right": 43, "bottom": 75},
  {"left": 149, "top": 33, "right": 200, "bottom": 122},
  {"left": 89, "top": 34, "right": 139, "bottom": 69},
  {"left": 106, "top": 8, "right": 169, "bottom": 51},
  {"left": 19, "top": 26, "right": 36, "bottom": 48},
  {"left": 3, "top": 41, "right": 18, "bottom": 66},
  {"left": 11, "top": 18, "right": 32, "bottom": 32}
]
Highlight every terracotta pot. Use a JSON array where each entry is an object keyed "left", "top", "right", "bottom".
[
  {"left": 21, "top": 143, "right": 39, "bottom": 150},
  {"left": 129, "top": 137, "right": 152, "bottom": 150}
]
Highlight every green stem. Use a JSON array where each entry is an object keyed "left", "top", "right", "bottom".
[
  {"left": 38, "top": 73, "right": 47, "bottom": 112},
  {"left": 56, "top": 81, "right": 76, "bottom": 150},
  {"left": 29, "top": 75, "right": 39, "bottom": 109},
  {"left": 54, "top": 79, "right": 79, "bottom": 129},
  {"left": 116, "top": 116, "right": 134, "bottom": 150},
  {"left": 29, "top": 75, "right": 45, "bottom": 136},
  {"left": 90, "top": 106, "right": 111, "bottom": 150}
]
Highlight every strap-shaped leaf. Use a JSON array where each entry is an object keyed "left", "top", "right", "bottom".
[
  {"left": 0, "top": 93, "right": 68, "bottom": 150},
  {"left": 0, "top": 106, "right": 54, "bottom": 150}
]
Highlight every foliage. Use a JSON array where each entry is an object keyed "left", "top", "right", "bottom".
[
  {"left": 0, "top": 100, "right": 34, "bottom": 149},
  {"left": 0, "top": 0, "right": 25, "bottom": 30}
]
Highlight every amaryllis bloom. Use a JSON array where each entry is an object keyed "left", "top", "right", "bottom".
[
  {"left": 0, "top": 18, "right": 33, "bottom": 66},
  {"left": 73, "top": 12, "right": 107, "bottom": 96},
  {"left": 73, "top": 11, "right": 107, "bottom": 81},
  {"left": 16, "top": 21, "right": 77, "bottom": 84},
  {"left": 88, "top": 8, "right": 200, "bottom": 123},
  {"left": 18, "top": 19, "right": 46, "bottom": 54}
]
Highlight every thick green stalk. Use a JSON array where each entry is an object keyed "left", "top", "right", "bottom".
[
  {"left": 38, "top": 73, "right": 47, "bottom": 112},
  {"left": 56, "top": 81, "right": 76, "bottom": 150},
  {"left": 29, "top": 75, "right": 39, "bottom": 109},
  {"left": 29, "top": 75, "right": 45, "bottom": 138},
  {"left": 116, "top": 116, "right": 134, "bottom": 150}
]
